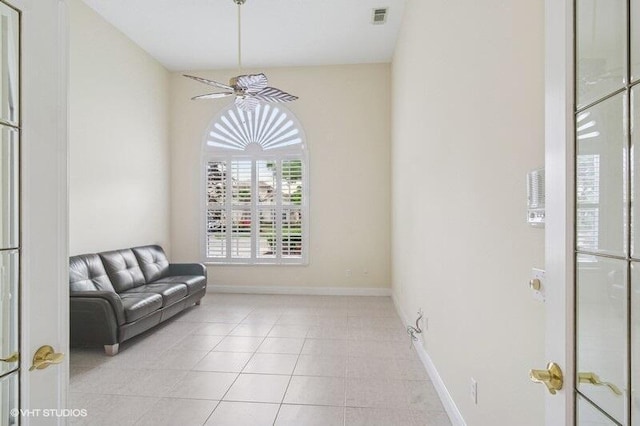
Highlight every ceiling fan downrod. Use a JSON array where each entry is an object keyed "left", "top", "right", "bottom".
[
  {"left": 234, "top": 0, "right": 246, "bottom": 70},
  {"left": 182, "top": 0, "right": 298, "bottom": 112}
]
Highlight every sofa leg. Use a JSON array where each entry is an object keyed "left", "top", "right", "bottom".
[
  {"left": 195, "top": 300, "right": 201, "bottom": 306},
  {"left": 104, "top": 344, "right": 119, "bottom": 356}
]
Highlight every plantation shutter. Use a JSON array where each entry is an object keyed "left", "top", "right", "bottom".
[{"left": 202, "top": 101, "right": 307, "bottom": 264}]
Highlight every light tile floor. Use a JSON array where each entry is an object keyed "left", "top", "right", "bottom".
[{"left": 69, "top": 293, "right": 452, "bottom": 426}]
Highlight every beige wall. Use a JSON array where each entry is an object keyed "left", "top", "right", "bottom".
[
  {"left": 391, "top": 0, "right": 545, "bottom": 424},
  {"left": 170, "top": 64, "right": 391, "bottom": 290},
  {"left": 69, "top": 0, "right": 171, "bottom": 255}
]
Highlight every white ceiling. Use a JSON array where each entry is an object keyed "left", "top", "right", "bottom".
[{"left": 82, "top": 0, "right": 407, "bottom": 72}]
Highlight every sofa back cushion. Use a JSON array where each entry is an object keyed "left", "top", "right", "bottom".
[
  {"left": 132, "top": 245, "right": 169, "bottom": 283},
  {"left": 99, "top": 249, "right": 146, "bottom": 292},
  {"left": 69, "top": 254, "right": 117, "bottom": 293}
]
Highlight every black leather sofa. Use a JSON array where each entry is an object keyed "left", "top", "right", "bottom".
[{"left": 69, "top": 245, "right": 207, "bottom": 355}]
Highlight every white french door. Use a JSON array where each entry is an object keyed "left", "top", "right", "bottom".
[
  {"left": 0, "top": 0, "right": 69, "bottom": 424},
  {"left": 545, "top": 0, "right": 640, "bottom": 424},
  {"left": 544, "top": 0, "right": 575, "bottom": 423},
  {"left": 0, "top": 1, "right": 22, "bottom": 422}
]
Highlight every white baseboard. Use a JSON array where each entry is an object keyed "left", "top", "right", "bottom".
[
  {"left": 208, "top": 285, "right": 392, "bottom": 297},
  {"left": 391, "top": 291, "right": 466, "bottom": 426}
]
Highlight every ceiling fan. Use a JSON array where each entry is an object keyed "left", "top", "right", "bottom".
[
  {"left": 184, "top": 73, "right": 297, "bottom": 112},
  {"left": 184, "top": 0, "right": 298, "bottom": 112}
]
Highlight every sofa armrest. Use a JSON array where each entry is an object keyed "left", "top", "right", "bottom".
[
  {"left": 70, "top": 291, "right": 125, "bottom": 326},
  {"left": 70, "top": 297, "right": 121, "bottom": 346},
  {"left": 169, "top": 263, "right": 207, "bottom": 280}
]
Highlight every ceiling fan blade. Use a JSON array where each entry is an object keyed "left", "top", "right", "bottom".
[
  {"left": 253, "top": 87, "right": 299, "bottom": 103},
  {"left": 191, "top": 92, "right": 234, "bottom": 100},
  {"left": 235, "top": 95, "right": 260, "bottom": 112},
  {"left": 235, "top": 73, "right": 268, "bottom": 94},
  {"left": 183, "top": 74, "right": 233, "bottom": 91}
]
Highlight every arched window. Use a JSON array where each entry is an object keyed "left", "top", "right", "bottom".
[{"left": 202, "top": 103, "right": 308, "bottom": 264}]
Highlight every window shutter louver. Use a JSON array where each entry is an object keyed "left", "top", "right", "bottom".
[{"left": 576, "top": 154, "right": 600, "bottom": 253}]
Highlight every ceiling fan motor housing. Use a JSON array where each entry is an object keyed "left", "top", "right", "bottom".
[{"left": 228, "top": 76, "right": 252, "bottom": 96}]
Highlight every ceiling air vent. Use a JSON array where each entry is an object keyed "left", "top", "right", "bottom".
[{"left": 372, "top": 7, "right": 388, "bottom": 25}]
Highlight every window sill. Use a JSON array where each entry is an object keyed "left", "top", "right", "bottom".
[{"left": 203, "top": 260, "right": 308, "bottom": 266}]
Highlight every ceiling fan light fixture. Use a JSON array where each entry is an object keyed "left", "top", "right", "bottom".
[{"left": 185, "top": 0, "right": 298, "bottom": 112}]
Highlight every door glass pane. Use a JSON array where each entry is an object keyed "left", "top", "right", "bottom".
[
  {"left": 634, "top": 87, "right": 640, "bottom": 258},
  {"left": 0, "top": 371, "right": 17, "bottom": 426},
  {"left": 0, "top": 126, "right": 17, "bottom": 249},
  {"left": 0, "top": 2, "right": 18, "bottom": 423},
  {"left": 576, "top": 0, "right": 627, "bottom": 108},
  {"left": 0, "top": 250, "right": 17, "bottom": 378},
  {"left": 632, "top": 262, "right": 640, "bottom": 425},
  {"left": 0, "top": 4, "right": 18, "bottom": 126},
  {"left": 577, "top": 254, "right": 627, "bottom": 424},
  {"left": 578, "top": 395, "right": 620, "bottom": 425},
  {"left": 632, "top": 0, "right": 640, "bottom": 82},
  {"left": 577, "top": 93, "right": 627, "bottom": 257}
]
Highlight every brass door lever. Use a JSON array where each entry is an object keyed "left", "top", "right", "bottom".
[
  {"left": 0, "top": 352, "right": 18, "bottom": 363},
  {"left": 29, "top": 345, "right": 64, "bottom": 371},
  {"left": 578, "top": 372, "right": 623, "bottom": 396},
  {"left": 530, "top": 362, "right": 564, "bottom": 394}
]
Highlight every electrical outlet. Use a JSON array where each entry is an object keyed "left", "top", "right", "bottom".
[
  {"left": 346, "top": 269, "right": 352, "bottom": 277},
  {"left": 470, "top": 378, "right": 478, "bottom": 404}
]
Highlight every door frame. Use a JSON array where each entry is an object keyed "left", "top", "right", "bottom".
[
  {"left": 544, "top": 0, "right": 575, "bottom": 424},
  {"left": 16, "top": 0, "right": 69, "bottom": 422}
]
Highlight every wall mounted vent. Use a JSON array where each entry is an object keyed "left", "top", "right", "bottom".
[{"left": 372, "top": 7, "right": 388, "bottom": 25}]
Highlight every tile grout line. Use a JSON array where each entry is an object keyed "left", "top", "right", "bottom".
[
  {"left": 71, "top": 296, "right": 441, "bottom": 425},
  {"left": 200, "top": 305, "right": 267, "bottom": 425},
  {"left": 343, "top": 338, "right": 348, "bottom": 426},
  {"left": 271, "top": 327, "right": 309, "bottom": 426}
]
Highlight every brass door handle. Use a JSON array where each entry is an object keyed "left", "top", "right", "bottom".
[
  {"left": 578, "top": 372, "right": 623, "bottom": 396},
  {"left": 0, "top": 352, "right": 18, "bottom": 363},
  {"left": 530, "top": 362, "right": 563, "bottom": 394},
  {"left": 29, "top": 345, "right": 64, "bottom": 371}
]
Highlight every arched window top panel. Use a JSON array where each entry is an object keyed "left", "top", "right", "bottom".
[{"left": 203, "top": 102, "right": 306, "bottom": 154}]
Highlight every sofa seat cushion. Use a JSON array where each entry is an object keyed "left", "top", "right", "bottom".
[
  {"left": 120, "top": 293, "right": 163, "bottom": 323},
  {"left": 153, "top": 275, "right": 206, "bottom": 295},
  {"left": 123, "top": 283, "right": 188, "bottom": 307}
]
